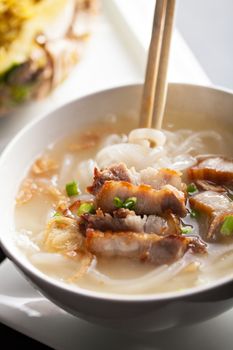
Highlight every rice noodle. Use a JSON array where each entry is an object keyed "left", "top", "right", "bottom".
[
  {"left": 14, "top": 230, "right": 40, "bottom": 254},
  {"left": 128, "top": 128, "right": 166, "bottom": 148},
  {"left": 58, "top": 154, "right": 76, "bottom": 188},
  {"left": 88, "top": 259, "right": 189, "bottom": 293},
  {"left": 31, "top": 252, "right": 69, "bottom": 266},
  {"left": 171, "top": 155, "right": 197, "bottom": 170},
  {"left": 101, "top": 133, "right": 128, "bottom": 147},
  {"left": 96, "top": 129, "right": 224, "bottom": 172},
  {"left": 165, "top": 130, "right": 223, "bottom": 156},
  {"left": 201, "top": 246, "right": 233, "bottom": 274},
  {"left": 75, "top": 159, "right": 97, "bottom": 190},
  {"left": 67, "top": 254, "right": 95, "bottom": 283},
  {"left": 96, "top": 143, "right": 166, "bottom": 170}
]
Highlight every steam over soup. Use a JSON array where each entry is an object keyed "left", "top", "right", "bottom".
[{"left": 15, "top": 115, "right": 233, "bottom": 295}]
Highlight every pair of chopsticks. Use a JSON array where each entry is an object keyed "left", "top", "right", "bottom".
[{"left": 139, "top": 0, "right": 176, "bottom": 129}]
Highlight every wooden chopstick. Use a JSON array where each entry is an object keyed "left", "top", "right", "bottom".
[
  {"left": 139, "top": 0, "right": 167, "bottom": 128},
  {"left": 152, "top": 0, "right": 176, "bottom": 129},
  {"left": 139, "top": 0, "right": 176, "bottom": 129}
]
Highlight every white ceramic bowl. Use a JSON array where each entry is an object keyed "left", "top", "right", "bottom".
[{"left": 1, "top": 84, "right": 233, "bottom": 331}]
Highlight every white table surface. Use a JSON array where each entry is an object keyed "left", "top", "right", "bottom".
[
  {"left": 1, "top": 259, "right": 233, "bottom": 350},
  {"left": 1, "top": 1, "right": 228, "bottom": 349}
]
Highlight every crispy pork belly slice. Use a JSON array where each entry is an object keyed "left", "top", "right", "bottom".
[
  {"left": 88, "top": 163, "right": 185, "bottom": 195},
  {"left": 95, "top": 181, "right": 187, "bottom": 217},
  {"left": 81, "top": 209, "right": 181, "bottom": 235},
  {"left": 86, "top": 230, "right": 206, "bottom": 265},
  {"left": 188, "top": 156, "right": 233, "bottom": 187},
  {"left": 189, "top": 191, "right": 233, "bottom": 241},
  {"left": 208, "top": 213, "right": 233, "bottom": 241},
  {"left": 189, "top": 191, "right": 233, "bottom": 216},
  {"left": 139, "top": 167, "right": 184, "bottom": 191},
  {"left": 195, "top": 180, "right": 226, "bottom": 193},
  {"left": 87, "top": 163, "right": 132, "bottom": 195}
]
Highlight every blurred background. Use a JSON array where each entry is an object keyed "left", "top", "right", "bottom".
[
  {"left": 116, "top": 0, "right": 233, "bottom": 89},
  {"left": 0, "top": 0, "right": 232, "bottom": 122},
  {"left": 177, "top": 0, "right": 233, "bottom": 89}
]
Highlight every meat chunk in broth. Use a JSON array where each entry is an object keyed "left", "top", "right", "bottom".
[
  {"left": 195, "top": 179, "right": 226, "bottom": 193},
  {"left": 95, "top": 181, "right": 187, "bottom": 217},
  {"left": 81, "top": 208, "right": 181, "bottom": 235},
  {"left": 86, "top": 229, "right": 206, "bottom": 265},
  {"left": 139, "top": 167, "right": 184, "bottom": 191},
  {"left": 88, "top": 164, "right": 185, "bottom": 194},
  {"left": 188, "top": 156, "right": 233, "bottom": 188},
  {"left": 189, "top": 191, "right": 233, "bottom": 241},
  {"left": 88, "top": 163, "right": 133, "bottom": 195}
]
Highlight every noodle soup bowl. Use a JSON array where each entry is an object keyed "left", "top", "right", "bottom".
[{"left": 1, "top": 84, "right": 233, "bottom": 331}]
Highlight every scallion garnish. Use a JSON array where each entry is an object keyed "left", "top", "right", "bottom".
[
  {"left": 220, "top": 216, "right": 233, "bottom": 236},
  {"left": 53, "top": 212, "right": 61, "bottom": 217},
  {"left": 52, "top": 212, "right": 64, "bottom": 222},
  {"left": 66, "top": 181, "right": 79, "bottom": 196},
  {"left": 123, "top": 197, "right": 137, "bottom": 210},
  {"left": 187, "top": 183, "right": 198, "bottom": 195},
  {"left": 113, "top": 196, "right": 137, "bottom": 210},
  {"left": 181, "top": 226, "right": 193, "bottom": 234},
  {"left": 77, "top": 203, "right": 95, "bottom": 216},
  {"left": 113, "top": 197, "right": 124, "bottom": 208},
  {"left": 190, "top": 209, "right": 199, "bottom": 219}
]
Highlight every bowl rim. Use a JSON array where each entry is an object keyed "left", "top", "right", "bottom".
[{"left": 1, "top": 82, "right": 233, "bottom": 303}]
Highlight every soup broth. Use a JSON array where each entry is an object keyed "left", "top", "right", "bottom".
[{"left": 15, "top": 114, "right": 233, "bottom": 295}]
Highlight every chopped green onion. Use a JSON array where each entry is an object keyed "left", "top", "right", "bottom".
[
  {"left": 220, "top": 216, "right": 233, "bottom": 236},
  {"left": 53, "top": 212, "right": 61, "bottom": 217},
  {"left": 181, "top": 226, "right": 193, "bottom": 234},
  {"left": 77, "top": 203, "right": 95, "bottom": 216},
  {"left": 187, "top": 183, "right": 198, "bottom": 195},
  {"left": 113, "top": 197, "right": 124, "bottom": 208},
  {"left": 66, "top": 181, "right": 79, "bottom": 196},
  {"left": 52, "top": 213, "right": 64, "bottom": 222},
  {"left": 190, "top": 209, "right": 199, "bottom": 219},
  {"left": 11, "top": 85, "right": 29, "bottom": 103},
  {"left": 113, "top": 196, "right": 137, "bottom": 210},
  {"left": 123, "top": 197, "right": 137, "bottom": 210},
  {"left": 1, "top": 63, "right": 21, "bottom": 83}
]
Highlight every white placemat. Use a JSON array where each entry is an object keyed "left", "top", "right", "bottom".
[{"left": 1, "top": 259, "right": 233, "bottom": 350}]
